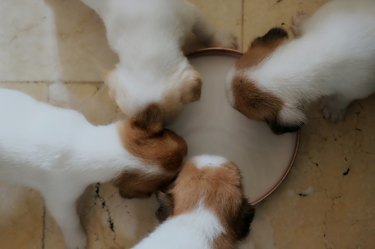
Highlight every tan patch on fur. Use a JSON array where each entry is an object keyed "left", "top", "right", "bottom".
[
  {"left": 119, "top": 104, "right": 187, "bottom": 171},
  {"left": 180, "top": 78, "right": 202, "bottom": 104},
  {"left": 236, "top": 28, "right": 288, "bottom": 70},
  {"left": 231, "top": 28, "right": 288, "bottom": 122},
  {"left": 169, "top": 161, "right": 254, "bottom": 249},
  {"left": 161, "top": 94, "right": 184, "bottom": 123},
  {"left": 231, "top": 76, "right": 283, "bottom": 121},
  {"left": 115, "top": 104, "right": 187, "bottom": 197},
  {"left": 112, "top": 170, "right": 176, "bottom": 198}
]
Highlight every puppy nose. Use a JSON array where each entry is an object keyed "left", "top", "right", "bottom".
[{"left": 269, "top": 122, "right": 303, "bottom": 135}]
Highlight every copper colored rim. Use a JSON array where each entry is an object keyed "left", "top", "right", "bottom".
[{"left": 187, "top": 48, "right": 301, "bottom": 206}]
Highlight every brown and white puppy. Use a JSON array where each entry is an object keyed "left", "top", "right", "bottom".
[
  {"left": 0, "top": 88, "right": 187, "bottom": 249},
  {"left": 226, "top": 0, "right": 375, "bottom": 134},
  {"left": 132, "top": 155, "right": 255, "bottom": 249},
  {"left": 226, "top": 27, "right": 292, "bottom": 134}
]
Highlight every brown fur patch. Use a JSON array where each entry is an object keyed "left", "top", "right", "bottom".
[
  {"left": 231, "top": 76, "right": 283, "bottom": 121},
  {"left": 162, "top": 160, "right": 254, "bottom": 249},
  {"left": 112, "top": 170, "right": 176, "bottom": 199},
  {"left": 115, "top": 104, "right": 187, "bottom": 197},
  {"left": 236, "top": 27, "right": 288, "bottom": 70},
  {"left": 231, "top": 27, "right": 288, "bottom": 122},
  {"left": 120, "top": 104, "right": 187, "bottom": 171}
]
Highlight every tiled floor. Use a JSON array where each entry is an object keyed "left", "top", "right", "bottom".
[{"left": 0, "top": 0, "right": 374, "bottom": 249}]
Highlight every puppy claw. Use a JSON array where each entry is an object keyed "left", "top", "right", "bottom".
[{"left": 320, "top": 98, "right": 347, "bottom": 122}]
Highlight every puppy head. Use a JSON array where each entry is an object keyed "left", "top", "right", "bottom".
[
  {"left": 105, "top": 65, "right": 202, "bottom": 123},
  {"left": 156, "top": 155, "right": 255, "bottom": 241},
  {"left": 113, "top": 104, "right": 187, "bottom": 198},
  {"left": 226, "top": 28, "right": 305, "bottom": 134}
]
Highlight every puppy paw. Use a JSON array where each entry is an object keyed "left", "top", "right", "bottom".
[
  {"left": 291, "top": 11, "right": 308, "bottom": 37},
  {"left": 211, "top": 31, "right": 238, "bottom": 49},
  {"left": 320, "top": 97, "right": 348, "bottom": 122},
  {"left": 180, "top": 70, "right": 202, "bottom": 104}
]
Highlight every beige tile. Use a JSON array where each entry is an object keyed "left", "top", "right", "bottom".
[
  {"left": 0, "top": 82, "right": 48, "bottom": 101},
  {"left": 186, "top": 0, "right": 243, "bottom": 52},
  {"left": 243, "top": 0, "right": 328, "bottom": 51},
  {"left": 81, "top": 184, "right": 159, "bottom": 249},
  {"left": 0, "top": 184, "right": 44, "bottom": 249},
  {"left": 43, "top": 183, "right": 159, "bottom": 249},
  {"left": 47, "top": 82, "right": 124, "bottom": 125},
  {"left": 244, "top": 96, "right": 375, "bottom": 249},
  {"left": 44, "top": 0, "right": 118, "bottom": 81},
  {"left": 0, "top": 0, "right": 117, "bottom": 82},
  {"left": 0, "top": 81, "right": 123, "bottom": 125}
]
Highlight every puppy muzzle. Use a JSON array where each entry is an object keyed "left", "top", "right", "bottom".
[{"left": 267, "top": 120, "right": 303, "bottom": 135}]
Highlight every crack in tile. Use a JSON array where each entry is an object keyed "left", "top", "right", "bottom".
[
  {"left": 94, "top": 183, "right": 117, "bottom": 239},
  {"left": 241, "top": 0, "right": 245, "bottom": 51}
]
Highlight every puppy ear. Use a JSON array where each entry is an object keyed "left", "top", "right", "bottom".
[
  {"left": 251, "top": 27, "right": 288, "bottom": 48},
  {"left": 233, "top": 198, "right": 255, "bottom": 240},
  {"left": 131, "top": 104, "right": 163, "bottom": 135},
  {"left": 155, "top": 191, "right": 174, "bottom": 222}
]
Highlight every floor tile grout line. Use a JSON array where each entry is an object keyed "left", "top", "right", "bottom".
[
  {"left": 241, "top": 0, "right": 245, "bottom": 51},
  {"left": 0, "top": 80, "right": 104, "bottom": 84}
]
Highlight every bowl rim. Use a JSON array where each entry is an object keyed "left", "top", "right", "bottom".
[{"left": 187, "top": 47, "right": 301, "bottom": 206}]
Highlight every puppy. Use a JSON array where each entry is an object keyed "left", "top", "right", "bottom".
[
  {"left": 0, "top": 88, "right": 187, "bottom": 249},
  {"left": 132, "top": 155, "right": 255, "bottom": 249},
  {"left": 81, "top": 0, "right": 237, "bottom": 121},
  {"left": 226, "top": 0, "right": 375, "bottom": 134}
]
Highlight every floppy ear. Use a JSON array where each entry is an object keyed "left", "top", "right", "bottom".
[
  {"left": 155, "top": 191, "right": 174, "bottom": 222},
  {"left": 131, "top": 104, "right": 163, "bottom": 135},
  {"left": 251, "top": 27, "right": 288, "bottom": 48},
  {"left": 233, "top": 198, "right": 255, "bottom": 240}
]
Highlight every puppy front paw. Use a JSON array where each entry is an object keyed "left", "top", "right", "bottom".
[
  {"left": 291, "top": 11, "right": 308, "bottom": 37},
  {"left": 211, "top": 31, "right": 238, "bottom": 49},
  {"left": 320, "top": 96, "right": 348, "bottom": 122},
  {"left": 180, "top": 70, "right": 202, "bottom": 104}
]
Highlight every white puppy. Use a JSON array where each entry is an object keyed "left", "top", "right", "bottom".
[
  {"left": 226, "top": 0, "right": 375, "bottom": 134},
  {"left": 0, "top": 88, "right": 187, "bottom": 249},
  {"left": 132, "top": 155, "right": 255, "bottom": 249},
  {"left": 81, "top": 0, "right": 237, "bottom": 120}
]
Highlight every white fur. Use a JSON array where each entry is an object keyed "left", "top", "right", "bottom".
[
  {"left": 243, "top": 0, "right": 375, "bottom": 123},
  {"left": 193, "top": 155, "right": 228, "bottom": 169},
  {"left": 132, "top": 203, "right": 224, "bottom": 249},
  {"left": 0, "top": 88, "right": 162, "bottom": 249},
  {"left": 81, "top": 0, "right": 237, "bottom": 117}
]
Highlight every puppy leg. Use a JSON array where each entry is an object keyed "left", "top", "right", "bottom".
[
  {"left": 192, "top": 10, "right": 238, "bottom": 49},
  {"left": 291, "top": 11, "right": 308, "bottom": 37},
  {"left": 320, "top": 95, "right": 352, "bottom": 122},
  {"left": 44, "top": 196, "right": 87, "bottom": 249}
]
